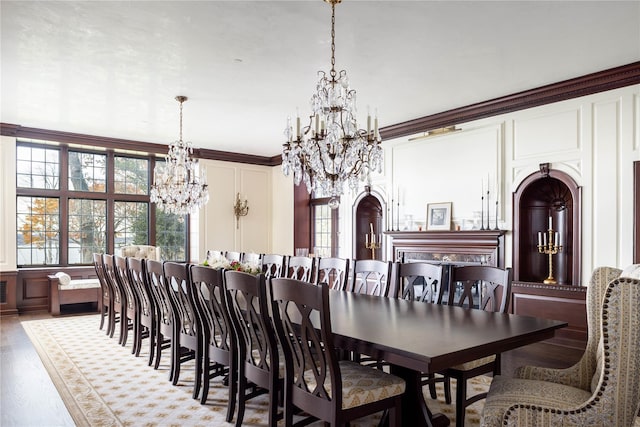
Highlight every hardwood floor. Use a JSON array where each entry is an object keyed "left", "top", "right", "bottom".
[
  {"left": 1, "top": 312, "right": 75, "bottom": 427},
  {"left": 0, "top": 309, "right": 584, "bottom": 426}
]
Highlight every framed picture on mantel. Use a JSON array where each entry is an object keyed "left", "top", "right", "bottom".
[{"left": 427, "top": 202, "right": 452, "bottom": 230}]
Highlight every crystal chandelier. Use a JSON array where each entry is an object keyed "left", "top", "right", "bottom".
[
  {"left": 150, "top": 96, "right": 209, "bottom": 218},
  {"left": 282, "top": 0, "right": 383, "bottom": 209}
]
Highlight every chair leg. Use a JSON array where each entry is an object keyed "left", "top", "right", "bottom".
[
  {"left": 200, "top": 348, "right": 210, "bottom": 403},
  {"left": 226, "top": 359, "right": 237, "bottom": 423},
  {"left": 235, "top": 369, "right": 247, "bottom": 427},
  {"left": 443, "top": 375, "right": 452, "bottom": 405},
  {"left": 427, "top": 373, "right": 437, "bottom": 399},
  {"left": 455, "top": 377, "right": 467, "bottom": 427},
  {"left": 192, "top": 345, "right": 202, "bottom": 399}
]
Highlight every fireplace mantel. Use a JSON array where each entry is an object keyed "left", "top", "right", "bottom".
[{"left": 385, "top": 230, "right": 506, "bottom": 267}]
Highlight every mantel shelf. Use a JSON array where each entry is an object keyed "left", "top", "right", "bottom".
[{"left": 386, "top": 229, "right": 506, "bottom": 267}]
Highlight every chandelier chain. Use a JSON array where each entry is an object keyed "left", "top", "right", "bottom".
[
  {"left": 150, "top": 95, "right": 209, "bottom": 218},
  {"left": 281, "top": 0, "right": 383, "bottom": 209},
  {"left": 330, "top": 3, "right": 336, "bottom": 78}
]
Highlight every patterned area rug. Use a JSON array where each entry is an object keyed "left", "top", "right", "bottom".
[{"left": 21, "top": 314, "right": 490, "bottom": 427}]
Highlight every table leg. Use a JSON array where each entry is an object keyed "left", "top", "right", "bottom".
[{"left": 391, "top": 365, "right": 450, "bottom": 427}]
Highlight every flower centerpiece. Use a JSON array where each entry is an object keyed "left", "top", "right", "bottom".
[{"left": 202, "top": 251, "right": 261, "bottom": 275}]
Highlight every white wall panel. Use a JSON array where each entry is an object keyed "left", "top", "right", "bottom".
[
  {"left": 0, "top": 137, "right": 17, "bottom": 271},
  {"left": 392, "top": 125, "right": 503, "bottom": 229},
  {"left": 513, "top": 108, "right": 581, "bottom": 159},
  {"left": 240, "top": 168, "right": 270, "bottom": 253},
  {"left": 592, "top": 99, "right": 620, "bottom": 268},
  {"left": 271, "top": 169, "right": 293, "bottom": 256},
  {"left": 200, "top": 162, "right": 237, "bottom": 258}
]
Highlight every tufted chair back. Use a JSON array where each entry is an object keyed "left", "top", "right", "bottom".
[
  {"left": 118, "top": 245, "right": 161, "bottom": 261},
  {"left": 514, "top": 266, "right": 622, "bottom": 390}
]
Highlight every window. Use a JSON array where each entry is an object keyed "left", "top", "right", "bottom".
[
  {"left": 16, "top": 196, "right": 60, "bottom": 265},
  {"left": 311, "top": 197, "right": 339, "bottom": 258},
  {"left": 16, "top": 145, "right": 59, "bottom": 190},
  {"left": 16, "top": 140, "right": 189, "bottom": 266},
  {"left": 68, "top": 199, "right": 106, "bottom": 264}
]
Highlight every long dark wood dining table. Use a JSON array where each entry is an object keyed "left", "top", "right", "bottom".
[{"left": 325, "top": 289, "right": 568, "bottom": 427}]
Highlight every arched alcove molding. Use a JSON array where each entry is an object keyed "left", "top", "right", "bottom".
[
  {"left": 352, "top": 187, "right": 387, "bottom": 260},
  {"left": 513, "top": 167, "right": 582, "bottom": 286}
]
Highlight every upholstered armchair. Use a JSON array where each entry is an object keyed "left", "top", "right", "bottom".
[
  {"left": 118, "top": 245, "right": 161, "bottom": 261},
  {"left": 481, "top": 269, "right": 640, "bottom": 427}
]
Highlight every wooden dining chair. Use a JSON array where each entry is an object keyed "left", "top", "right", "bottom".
[
  {"left": 241, "top": 252, "right": 262, "bottom": 265},
  {"left": 316, "top": 257, "right": 350, "bottom": 290},
  {"left": 224, "top": 270, "right": 282, "bottom": 427},
  {"left": 127, "top": 257, "right": 156, "bottom": 364},
  {"left": 113, "top": 255, "right": 139, "bottom": 351},
  {"left": 144, "top": 259, "right": 175, "bottom": 377},
  {"left": 396, "top": 262, "right": 450, "bottom": 401},
  {"left": 261, "top": 254, "right": 286, "bottom": 279},
  {"left": 102, "top": 254, "right": 125, "bottom": 342},
  {"left": 163, "top": 262, "right": 200, "bottom": 395},
  {"left": 93, "top": 253, "right": 113, "bottom": 333},
  {"left": 444, "top": 265, "right": 513, "bottom": 427},
  {"left": 397, "top": 261, "right": 445, "bottom": 303},
  {"left": 350, "top": 259, "right": 394, "bottom": 297},
  {"left": 189, "top": 264, "right": 237, "bottom": 420},
  {"left": 269, "top": 278, "right": 406, "bottom": 427},
  {"left": 285, "top": 255, "right": 316, "bottom": 283}
]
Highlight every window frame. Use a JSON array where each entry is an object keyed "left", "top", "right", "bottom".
[
  {"left": 310, "top": 196, "right": 339, "bottom": 258},
  {"left": 15, "top": 140, "right": 190, "bottom": 266}
]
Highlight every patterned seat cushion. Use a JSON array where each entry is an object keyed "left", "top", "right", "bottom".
[
  {"left": 482, "top": 375, "right": 593, "bottom": 427},
  {"left": 303, "top": 360, "right": 405, "bottom": 409}
]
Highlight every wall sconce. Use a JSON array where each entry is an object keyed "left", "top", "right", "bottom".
[{"left": 233, "top": 192, "right": 249, "bottom": 229}]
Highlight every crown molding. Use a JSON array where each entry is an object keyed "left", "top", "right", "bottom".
[{"left": 380, "top": 61, "right": 640, "bottom": 141}]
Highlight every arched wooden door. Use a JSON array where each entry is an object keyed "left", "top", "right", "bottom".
[{"left": 355, "top": 195, "right": 383, "bottom": 260}]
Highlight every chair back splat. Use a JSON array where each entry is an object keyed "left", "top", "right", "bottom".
[
  {"left": 270, "top": 278, "right": 406, "bottom": 426},
  {"left": 225, "top": 271, "right": 281, "bottom": 427},
  {"left": 316, "top": 257, "right": 350, "bottom": 291},
  {"left": 114, "top": 255, "right": 140, "bottom": 350},
  {"left": 163, "top": 262, "right": 200, "bottom": 394},
  {"left": 351, "top": 259, "right": 394, "bottom": 297},
  {"left": 261, "top": 254, "right": 286, "bottom": 279},
  {"left": 102, "top": 254, "right": 125, "bottom": 341},
  {"left": 285, "top": 256, "right": 316, "bottom": 283},
  {"left": 397, "top": 262, "right": 445, "bottom": 303},
  {"left": 93, "top": 253, "right": 112, "bottom": 333},
  {"left": 144, "top": 259, "right": 174, "bottom": 374},
  {"left": 189, "top": 265, "right": 237, "bottom": 419},
  {"left": 127, "top": 257, "right": 156, "bottom": 364}
]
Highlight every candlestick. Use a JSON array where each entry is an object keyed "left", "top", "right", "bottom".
[
  {"left": 486, "top": 189, "right": 490, "bottom": 230},
  {"left": 494, "top": 200, "right": 499, "bottom": 230},
  {"left": 537, "top": 227, "right": 563, "bottom": 284},
  {"left": 365, "top": 224, "right": 381, "bottom": 259}
]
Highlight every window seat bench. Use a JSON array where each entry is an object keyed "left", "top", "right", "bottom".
[{"left": 48, "top": 273, "right": 101, "bottom": 316}]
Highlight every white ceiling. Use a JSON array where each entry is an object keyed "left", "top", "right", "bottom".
[{"left": 1, "top": 1, "right": 639, "bottom": 157}]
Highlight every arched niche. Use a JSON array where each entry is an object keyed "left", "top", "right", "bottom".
[
  {"left": 513, "top": 165, "right": 581, "bottom": 286},
  {"left": 353, "top": 188, "right": 385, "bottom": 260}
]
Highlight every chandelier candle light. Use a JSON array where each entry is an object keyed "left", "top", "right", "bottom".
[
  {"left": 537, "top": 215, "right": 563, "bottom": 284},
  {"left": 150, "top": 96, "right": 209, "bottom": 218},
  {"left": 282, "top": 0, "right": 383, "bottom": 209}
]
